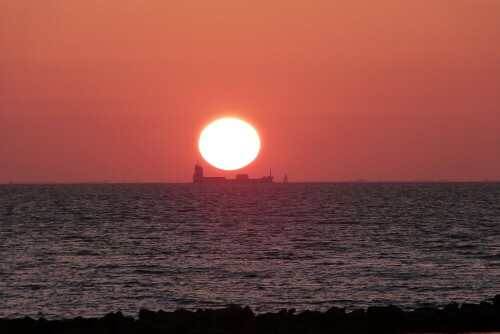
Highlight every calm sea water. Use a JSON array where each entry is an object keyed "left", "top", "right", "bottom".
[{"left": 0, "top": 183, "right": 498, "bottom": 319}]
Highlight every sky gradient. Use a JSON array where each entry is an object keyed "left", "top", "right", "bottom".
[{"left": 1, "top": 0, "right": 499, "bottom": 182}]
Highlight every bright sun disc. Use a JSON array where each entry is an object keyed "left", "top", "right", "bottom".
[{"left": 199, "top": 118, "right": 260, "bottom": 170}]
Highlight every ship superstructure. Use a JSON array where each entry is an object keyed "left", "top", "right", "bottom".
[{"left": 193, "top": 163, "right": 273, "bottom": 183}]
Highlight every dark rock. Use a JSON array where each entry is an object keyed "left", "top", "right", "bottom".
[
  {"left": 100, "top": 312, "right": 137, "bottom": 334},
  {"left": 326, "top": 306, "right": 346, "bottom": 317},
  {"left": 347, "top": 308, "right": 365, "bottom": 320},
  {"left": 157, "top": 310, "right": 173, "bottom": 322},
  {"left": 480, "top": 301, "right": 493, "bottom": 308},
  {"left": 102, "top": 311, "right": 123, "bottom": 322},
  {"left": 366, "top": 304, "right": 404, "bottom": 319},
  {"left": 441, "top": 303, "right": 460, "bottom": 329},
  {"left": 493, "top": 294, "right": 500, "bottom": 310},
  {"left": 414, "top": 306, "right": 438, "bottom": 313},
  {"left": 456, "top": 302, "right": 499, "bottom": 332},
  {"left": 323, "top": 307, "right": 347, "bottom": 332},
  {"left": 338, "top": 309, "right": 366, "bottom": 333},
  {"left": 407, "top": 307, "right": 446, "bottom": 333},
  {"left": 295, "top": 310, "right": 324, "bottom": 322},
  {"left": 256, "top": 308, "right": 296, "bottom": 333},
  {"left": 460, "top": 303, "right": 483, "bottom": 315},
  {"left": 170, "top": 308, "right": 197, "bottom": 332},
  {"left": 23, "top": 316, "right": 36, "bottom": 323},
  {"left": 136, "top": 311, "right": 170, "bottom": 333},
  {"left": 365, "top": 305, "right": 405, "bottom": 332},
  {"left": 293, "top": 310, "right": 326, "bottom": 332},
  {"left": 2, "top": 295, "right": 500, "bottom": 334},
  {"left": 138, "top": 309, "right": 160, "bottom": 323},
  {"left": 256, "top": 312, "right": 279, "bottom": 332},
  {"left": 443, "top": 302, "right": 459, "bottom": 313},
  {"left": 210, "top": 305, "right": 255, "bottom": 331}
]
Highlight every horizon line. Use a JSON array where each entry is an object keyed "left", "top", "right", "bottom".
[{"left": 1, "top": 180, "right": 499, "bottom": 185}]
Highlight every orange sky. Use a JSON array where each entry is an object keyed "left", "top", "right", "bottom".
[{"left": 1, "top": 0, "right": 499, "bottom": 182}]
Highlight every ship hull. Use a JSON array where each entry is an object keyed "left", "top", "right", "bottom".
[
  {"left": 193, "top": 176, "right": 274, "bottom": 184},
  {"left": 193, "top": 164, "right": 273, "bottom": 183}
]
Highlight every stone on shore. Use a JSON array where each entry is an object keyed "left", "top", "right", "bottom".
[{"left": 0, "top": 295, "right": 499, "bottom": 334}]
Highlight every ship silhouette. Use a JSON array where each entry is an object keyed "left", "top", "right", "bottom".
[{"left": 193, "top": 163, "right": 274, "bottom": 183}]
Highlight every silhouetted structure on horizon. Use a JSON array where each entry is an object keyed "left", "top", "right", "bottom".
[{"left": 193, "top": 163, "right": 273, "bottom": 183}]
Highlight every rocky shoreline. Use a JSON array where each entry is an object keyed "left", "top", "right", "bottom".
[{"left": 1, "top": 295, "right": 499, "bottom": 333}]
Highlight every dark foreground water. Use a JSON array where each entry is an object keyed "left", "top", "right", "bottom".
[{"left": 0, "top": 183, "right": 498, "bottom": 319}]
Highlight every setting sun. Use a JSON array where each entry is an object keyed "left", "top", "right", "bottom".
[{"left": 199, "top": 118, "right": 260, "bottom": 170}]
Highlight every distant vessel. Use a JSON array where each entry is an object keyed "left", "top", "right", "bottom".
[
  {"left": 193, "top": 164, "right": 274, "bottom": 183},
  {"left": 283, "top": 174, "right": 288, "bottom": 183}
]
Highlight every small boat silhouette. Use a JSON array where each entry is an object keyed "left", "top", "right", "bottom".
[{"left": 283, "top": 174, "right": 288, "bottom": 183}]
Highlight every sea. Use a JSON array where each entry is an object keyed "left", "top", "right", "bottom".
[{"left": 0, "top": 183, "right": 498, "bottom": 319}]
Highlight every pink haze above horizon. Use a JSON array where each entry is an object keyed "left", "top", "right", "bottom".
[{"left": 0, "top": 0, "right": 499, "bottom": 182}]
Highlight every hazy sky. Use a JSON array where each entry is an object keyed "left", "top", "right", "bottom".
[{"left": 1, "top": 0, "right": 499, "bottom": 182}]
